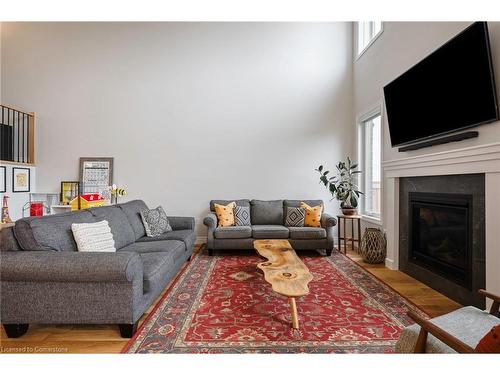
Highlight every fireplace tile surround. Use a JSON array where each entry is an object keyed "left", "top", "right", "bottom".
[{"left": 382, "top": 142, "right": 500, "bottom": 309}]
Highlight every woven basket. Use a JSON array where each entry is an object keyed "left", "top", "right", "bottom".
[{"left": 360, "top": 228, "right": 387, "bottom": 264}]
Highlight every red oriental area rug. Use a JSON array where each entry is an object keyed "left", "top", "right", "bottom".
[{"left": 123, "top": 249, "right": 428, "bottom": 353}]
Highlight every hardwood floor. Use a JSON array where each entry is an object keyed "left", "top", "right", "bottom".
[
  {"left": 346, "top": 248, "right": 461, "bottom": 317},
  {"left": 0, "top": 245, "right": 461, "bottom": 354}
]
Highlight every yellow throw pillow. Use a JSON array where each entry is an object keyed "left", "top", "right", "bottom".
[
  {"left": 214, "top": 202, "right": 236, "bottom": 227},
  {"left": 300, "top": 202, "right": 323, "bottom": 228}
]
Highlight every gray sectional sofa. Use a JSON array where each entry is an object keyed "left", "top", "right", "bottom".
[
  {"left": 203, "top": 199, "right": 336, "bottom": 256},
  {"left": 0, "top": 200, "right": 195, "bottom": 338}
]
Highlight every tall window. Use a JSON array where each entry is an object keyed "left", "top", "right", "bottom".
[
  {"left": 359, "top": 113, "right": 382, "bottom": 219},
  {"left": 357, "top": 21, "right": 382, "bottom": 56}
]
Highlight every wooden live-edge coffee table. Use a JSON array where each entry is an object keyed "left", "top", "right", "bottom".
[{"left": 253, "top": 239, "right": 313, "bottom": 329}]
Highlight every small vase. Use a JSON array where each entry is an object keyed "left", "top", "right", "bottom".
[{"left": 360, "top": 228, "right": 387, "bottom": 264}]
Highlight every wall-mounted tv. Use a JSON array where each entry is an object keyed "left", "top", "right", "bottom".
[{"left": 384, "top": 22, "right": 499, "bottom": 147}]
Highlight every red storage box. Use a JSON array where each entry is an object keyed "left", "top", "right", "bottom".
[{"left": 30, "top": 202, "right": 44, "bottom": 217}]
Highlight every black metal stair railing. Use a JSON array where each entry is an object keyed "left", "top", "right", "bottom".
[{"left": 1, "top": 105, "right": 35, "bottom": 164}]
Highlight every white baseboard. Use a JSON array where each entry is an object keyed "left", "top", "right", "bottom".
[{"left": 384, "top": 257, "right": 397, "bottom": 270}]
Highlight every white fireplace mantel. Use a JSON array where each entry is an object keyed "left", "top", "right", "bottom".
[{"left": 381, "top": 141, "right": 500, "bottom": 299}]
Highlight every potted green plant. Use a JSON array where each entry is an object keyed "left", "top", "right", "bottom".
[{"left": 316, "top": 157, "right": 363, "bottom": 216}]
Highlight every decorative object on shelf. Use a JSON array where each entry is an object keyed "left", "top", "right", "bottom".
[
  {"left": 79, "top": 157, "right": 114, "bottom": 197},
  {"left": 0, "top": 166, "right": 6, "bottom": 193},
  {"left": 23, "top": 192, "right": 60, "bottom": 217},
  {"left": 1, "top": 195, "right": 12, "bottom": 223},
  {"left": 316, "top": 157, "right": 362, "bottom": 216},
  {"left": 359, "top": 227, "right": 387, "bottom": 264},
  {"left": 70, "top": 193, "right": 105, "bottom": 211},
  {"left": 60, "top": 181, "right": 80, "bottom": 205},
  {"left": 29, "top": 202, "right": 44, "bottom": 217},
  {"left": 12, "top": 167, "right": 30, "bottom": 193},
  {"left": 29, "top": 192, "right": 59, "bottom": 214},
  {"left": 111, "top": 184, "right": 127, "bottom": 204}
]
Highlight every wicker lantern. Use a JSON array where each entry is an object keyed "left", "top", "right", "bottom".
[{"left": 360, "top": 228, "right": 387, "bottom": 264}]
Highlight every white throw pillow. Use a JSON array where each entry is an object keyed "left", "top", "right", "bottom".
[{"left": 71, "top": 220, "right": 116, "bottom": 252}]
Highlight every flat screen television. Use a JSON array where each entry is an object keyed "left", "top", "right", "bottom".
[{"left": 384, "top": 22, "right": 499, "bottom": 147}]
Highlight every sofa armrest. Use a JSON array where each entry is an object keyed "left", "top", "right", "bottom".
[
  {"left": 0, "top": 251, "right": 143, "bottom": 283},
  {"left": 321, "top": 213, "right": 337, "bottom": 228},
  {"left": 168, "top": 216, "right": 195, "bottom": 231},
  {"left": 203, "top": 213, "right": 218, "bottom": 229}
]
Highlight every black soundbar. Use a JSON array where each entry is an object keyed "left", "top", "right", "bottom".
[{"left": 398, "top": 131, "right": 479, "bottom": 152}]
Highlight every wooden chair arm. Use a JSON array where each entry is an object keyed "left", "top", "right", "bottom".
[
  {"left": 407, "top": 311, "right": 475, "bottom": 353},
  {"left": 478, "top": 289, "right": 500, "bottom": 316},
  {"left": 478, "top": 289, "right": 500, "bottom": 302}
]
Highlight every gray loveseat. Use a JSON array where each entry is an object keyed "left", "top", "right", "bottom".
[
  {"left": 203, "top": 199, "right": 336, "bottom": 256},
  {"left": 0, "top": 200, "right": 195, "bottom": 338}
]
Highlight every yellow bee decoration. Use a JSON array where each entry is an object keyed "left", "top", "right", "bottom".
[{"left": 111, "top": 184, "right": 127, "bottom": 204}]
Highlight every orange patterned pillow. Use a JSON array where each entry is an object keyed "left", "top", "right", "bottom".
[
  {"left": 475, "top": 324, "right": 500, "bottom": 353},
  {"left": 300, "top": 202, "right": 323, "bottom": 228},
  {"left": 214, "top": 202, "right": 236, "bottom": 227}
]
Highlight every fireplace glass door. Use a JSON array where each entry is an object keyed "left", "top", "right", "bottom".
[{"left": 409, "top": 192, "right": 472, "bottom": 289}]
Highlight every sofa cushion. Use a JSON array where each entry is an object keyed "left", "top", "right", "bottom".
[
  {"left": 283, "top": 200, "right": 323, "bottom": 223},
  {"left": 88, "top": 205, "right": 136, "bottom": 249},
  {"left": 235, "top": 206, "right": 251, "bottom": 226},
  {"left": 250, "top": 200, "right": 284, "bottom": 225},
  {"left": 289, "top": 227, "right": 326, "bottom": 239},
  {"left": 475, "top": 324, "right": 500, "bottom": 353},
  {"left": 285, "top": 207, "right": 305, "bottom": 227},
  {"left": 0, "top": 227, "right": 22, "bottom": 252},
  {"left": 210, "top": 199, "right": 250, "bottom": 212},
  {"left": 395, "top": 306, "right": 500, "bottom": 353},
  {"left": 119, "top": 239, "right": 185, "bottom": 254},
  {"left": 214, "top": 202, "right": 236, "bottom": 227},
  {"left": 117, "top": 200, "right": 149, "bottom": 240},
  {"left": 136, "top": 229, "right": 195, "bottom": 251},
  {"left": 252, "top": 225, "right": 289, "bottom": 239},
  {"left": 300, "top": 202, "right": 323, "bottom": 228},
  {"left": 140, "top": 206, "right": 172, "bottom": 236},
  {"left": 140, "top": 250, "right": 185, "bottom": 294},
  {"left": 214, "top": 226, "right": 252, "bottom": 239},
  {"left": 14, "top": 211, "right": 96, "bottom": 251},
  {"left": 71, "top": 220, "right": 116, "bottom": 252}
]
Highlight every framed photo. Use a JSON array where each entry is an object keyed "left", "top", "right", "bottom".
[
  {"left": 60, "top": 181, "right": 80, "bottom": 205},
  {"left": 0, "top": 166, "right": 6, "bottom": 193},
  {"left": 79, "top": 157, "right": 114, "bottom": 196},
  {"left": 12, "top": 167, "right": 30, "bottom": 193}
]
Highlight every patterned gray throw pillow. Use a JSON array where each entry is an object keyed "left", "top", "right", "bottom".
[
  {"left": 234, "top": 205, "right": 251, "bottom": 226},
  {"left": 285, "top": 207, "right": 305, "bottom": 227},
  {"left": 140, "top": 206, "right": 172, "bottom": 237}
]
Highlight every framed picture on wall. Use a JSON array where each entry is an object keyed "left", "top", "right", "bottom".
[
  {"left": 0, "top": 166, "right": 6, "bottom": 193},
  {"left": 79, "top": 157, "right": 114, "bottom": 197},
  {"left": 60, "top": 181, "right": 80, "bottom": 205},
  {"left": 12, "top": 167, "right": 30, "bottom": 193}
]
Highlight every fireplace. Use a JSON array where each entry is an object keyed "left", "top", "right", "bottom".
[
  {"left": 399, "top": 174, "right": 485, "bottom": 308},
  {"left": 409, "top": 192, "right": 472, "bottom": 289}
]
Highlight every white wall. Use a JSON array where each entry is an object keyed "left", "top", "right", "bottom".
[
  {"left": 353, "top": 22, "right": 500, "bottom": 230},
  {"left": 1, "top": 23, "right": 354, "bottom": 236}
]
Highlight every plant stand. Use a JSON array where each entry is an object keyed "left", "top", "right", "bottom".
[{"left": 336, "top": 214, "right": 361, "bottom": 254}]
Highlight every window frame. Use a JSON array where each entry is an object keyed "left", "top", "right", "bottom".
[
  {"left": 357, "top": 105, "right": 383, "bottom": 224},
  {"left": 355, "top": 21, "right": 384, "bottom": 60}
]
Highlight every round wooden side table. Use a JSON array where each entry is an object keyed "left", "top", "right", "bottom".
[{"left": 336, "top": 214, "right": 361, "bottom": 254}]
